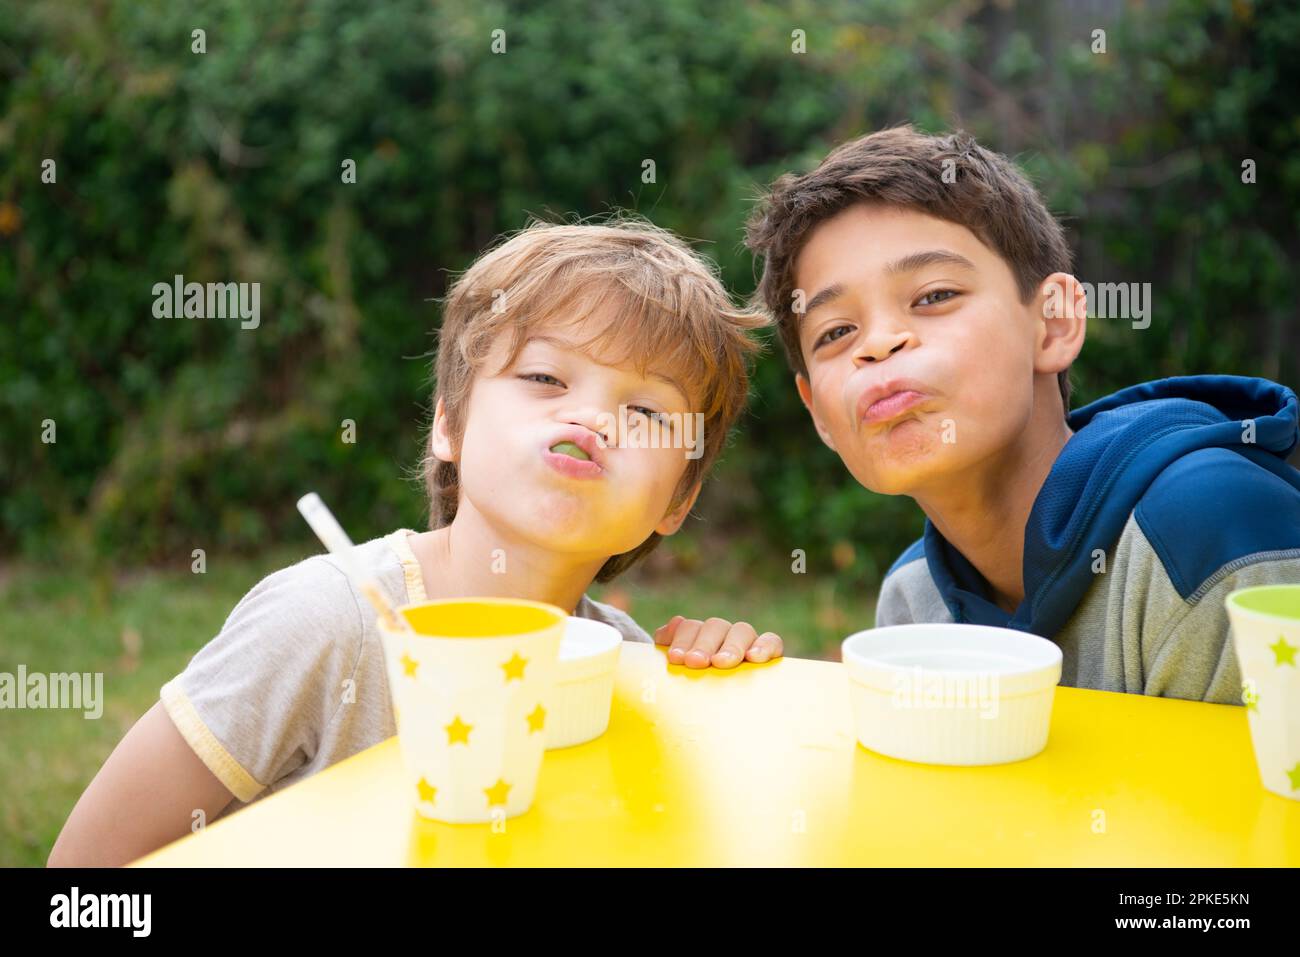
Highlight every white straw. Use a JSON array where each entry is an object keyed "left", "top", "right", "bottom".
[{"left": 296, "top": 492, "right": 412, "bottom": 632}]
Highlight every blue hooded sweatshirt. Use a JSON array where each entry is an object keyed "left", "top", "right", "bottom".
[{"left": 875, "top": 375, "right": 1300, "bottom": 705}]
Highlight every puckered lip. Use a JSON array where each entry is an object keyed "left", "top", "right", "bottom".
[
  {"left": 854, "top": 377, "right": 933, "bottom": 425},
  {"left": 541, "top": 425, "right": 607, "bottom": 472}
]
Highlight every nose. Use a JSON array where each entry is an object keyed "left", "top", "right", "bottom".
[
  {"left": 852, "top": 313, "right": 913, "bottom": 365},
  {"left": 561, "top": 403, "right": 612, "bottom": 446}
]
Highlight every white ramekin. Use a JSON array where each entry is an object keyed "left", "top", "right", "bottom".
[
  {"left": 842, "top": 623, "right": 1063, "bottom": 766},
  {"left": 545, "top": 617, "right": 623, "bottom": 749}
]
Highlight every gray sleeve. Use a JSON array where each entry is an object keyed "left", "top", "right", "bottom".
[
  {"left": 576, "top": 595, "right": 654, "bottom": 644},
  {"left": 875, "top": 558, "right": 952, "bottom": 628},
  {"left": 159, "top": 556, "right": 366, "bottom": 801},
  {"left": 1143, "top": 556, "right": 1300, "bottom": 706},
  {"left": 875, "top": 574, "right": 913, "bottom": 627}
]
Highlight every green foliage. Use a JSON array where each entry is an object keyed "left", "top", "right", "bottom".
[{"left": 1, "top": 0, "right": 1294, "bottom": 586}]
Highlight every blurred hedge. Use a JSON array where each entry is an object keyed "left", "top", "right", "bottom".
[{"left": 1, "top": 0, "right": 1295, "bottom": 585}]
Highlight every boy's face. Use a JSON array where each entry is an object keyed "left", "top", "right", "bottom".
[
  {"left": 792, "top": 202, "right": 1074, "bottom": 496},
  {"left": 436, "top": 310, "right": 701, "bottom": 558}
]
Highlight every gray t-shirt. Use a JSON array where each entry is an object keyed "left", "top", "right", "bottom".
[{"left": 160, "top": 528, "right": 650, "bottom": 821}]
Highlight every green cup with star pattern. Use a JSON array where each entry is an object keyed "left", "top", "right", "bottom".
[{"left": 1226, "top": 585, "right": 1300, "bottom": 801}]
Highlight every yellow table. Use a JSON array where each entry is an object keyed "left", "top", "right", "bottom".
[{"left": 132, "top": 643, "right": 1299, "bottom": 866}]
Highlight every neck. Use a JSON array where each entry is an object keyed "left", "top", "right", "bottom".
[
  {"left": 912, "top": 388, "right": 1074, "bottom": 613},
  {"left": 405, "top": 502, "right": 608, "bottom": 616}
]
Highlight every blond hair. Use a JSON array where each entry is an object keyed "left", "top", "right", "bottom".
[{"left": 423, "top": 215, "right": 768, "bottom": 581}]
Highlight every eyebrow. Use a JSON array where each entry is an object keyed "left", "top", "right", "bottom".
[
  {"left": 521, "top": 334, "right": 691, "bottom": 405},
  {"left": 801, "top": 249, "right": 978, "bottom": 317}
]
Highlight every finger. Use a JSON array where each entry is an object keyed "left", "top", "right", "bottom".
[
  {"left": 667, "top": 618, "right": 702, "bottom": 664},
  {"left": 711, "top": 621, "right": 758, "bottom": 669},
  {"left": 684, "top": 617, "right": 734, "bottom": 669},
  {"left": 653, "top": 615, "right": 684, "bottom": 646},
  {"left": 745, "top": 632, "right": 784, "bottom": 663}
]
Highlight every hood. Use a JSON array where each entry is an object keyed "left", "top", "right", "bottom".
[{"left": 922, "top": 375, "right": 1299, "bottom": 635}]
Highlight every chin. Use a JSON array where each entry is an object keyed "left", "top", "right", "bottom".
[
  {"left": 848, "top": 444, "right": 950, "bottom": 495},
  {"left": 855, "top": 472, "right": 920, "bottom": 496},
  {"left": 517, "top": 497, "right": 641, "bottom": 554}
]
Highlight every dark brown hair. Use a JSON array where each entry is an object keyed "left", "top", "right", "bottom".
[{"left": 744, "top": 124, "right": 1074, "bottom": 412}]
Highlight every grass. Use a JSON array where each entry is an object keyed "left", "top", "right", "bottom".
[{"left": 0, "top": 539, "right": 874, "bottom": 867}]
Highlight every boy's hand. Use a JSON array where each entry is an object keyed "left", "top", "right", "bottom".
[{"left": 653, "top": 615, "right": 784, "bottom": 669}]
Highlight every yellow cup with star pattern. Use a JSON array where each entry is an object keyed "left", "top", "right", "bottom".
[
  {"left": 379, "top": 598, "right": 566, "bottom": 823},
  {"left": 1226, "top": 585, "right": 1300, "bottom": 802}
]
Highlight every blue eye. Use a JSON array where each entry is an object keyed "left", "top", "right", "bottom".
[{"left": 814, "top": 325, "right": 853, "bottom": 350}]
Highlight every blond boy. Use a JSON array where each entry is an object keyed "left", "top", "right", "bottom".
[{"left": 50, "top": 217, "right": 783, "bottom": 866}]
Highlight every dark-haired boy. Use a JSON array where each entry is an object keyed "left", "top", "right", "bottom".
[{"left": 746, "top": 124, "right": 1300, "bottom": 705}]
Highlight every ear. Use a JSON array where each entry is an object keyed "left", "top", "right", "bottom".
[
  {"left": 430, "top": 395, "right": 458, "bottom": 463},
  {"left": 656, "top": 480, "right": 702, "bottom": 536},
  {"left": 795, "top": 373, "right": 837, "bottom": 452},
  {"left": 1034, "top": 273, "right": 1088, "bottom": 376}
]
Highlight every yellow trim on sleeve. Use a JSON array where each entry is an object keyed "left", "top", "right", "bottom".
[
  {"left": 160, "top": 678, "right": 265, "bottom": 803},
  {"left": 386, "top": 528, "right": 428, "bottom": 604}
]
